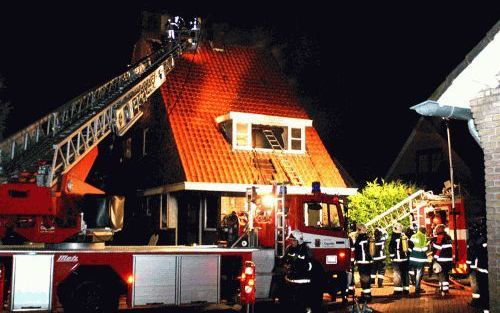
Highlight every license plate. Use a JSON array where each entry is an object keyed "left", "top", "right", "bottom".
[{"left": 326, "top": 255, "right": 337, "bottom": 264}]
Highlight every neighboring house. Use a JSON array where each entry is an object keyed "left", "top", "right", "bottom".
[
  {"left": 410, "top": 21, "right": 499, "bottom": 311},
  {"left": 385, "top": 116, "right": 481, "bottom": 197},
  {"left": 118, "top": 41, "right": 356, "bottom": 245}
]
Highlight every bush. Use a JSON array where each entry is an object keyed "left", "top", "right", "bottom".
[{"left": 347, "top": 179, "right": 416, "bottom": 226}]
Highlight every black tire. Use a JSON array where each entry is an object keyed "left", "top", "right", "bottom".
[{"left": 64, "top": 280, "right": 118, "bottom": 313}]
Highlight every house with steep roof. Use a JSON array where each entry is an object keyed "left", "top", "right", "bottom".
[
  {"left": 118, "top": 40, "right": 356, "bottom": 245},
  {"left": 385, "top": 116, "right": 482, "bottom": 196}
]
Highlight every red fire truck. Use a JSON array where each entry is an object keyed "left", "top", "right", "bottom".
[
  {"left": 0, "top": 20, "right": 259, "bottom": 312},
  {"left": 411, "top": 192, "right": 468, "bottom": 274},
  {"left": 220, "top": 184, "right": 352, "bottom": 300}
]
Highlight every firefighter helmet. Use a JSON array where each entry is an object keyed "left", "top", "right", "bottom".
[
  {"left": 433, "top": 262, "right": 442, "bottom": 274},
  {"left": 435, "top": 224, "right": 446, "bottom": 235},
  {"left": 288, "top": 230, "right": 304, "bottom": 244},
  {"left": 392, "top": 223, "right": 403, "bottom": 234},
  {"left": 356, "top": 223, "right": 367, "bottom": 234}
]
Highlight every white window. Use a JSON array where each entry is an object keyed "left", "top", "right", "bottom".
[
  {"left": 218, "top": 112, "right": 311, "bottom": 153},
  {"left": 235, "top": 122, "right": 250, "bottom": 148},
  {"left": 289, "top": 127, "right": 303, "bottom": 151}
]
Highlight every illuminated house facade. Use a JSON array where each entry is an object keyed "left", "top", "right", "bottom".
[{"left": 123, "top": 42, "right": 356, "bottom": 245}]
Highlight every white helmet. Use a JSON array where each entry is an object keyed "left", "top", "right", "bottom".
[
  {"left": 433, "top": 262, "right": 442, "bottom": 274},
  {"left": 393, "top": 223, "right": 403, "bottom": 234},
  {"left": 288, "top": 230, "right": 304, "bottom": 244}
]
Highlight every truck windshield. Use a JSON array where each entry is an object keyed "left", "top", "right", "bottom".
[{"left": 304, "top": 202, "right": 341, "bottom": 229}]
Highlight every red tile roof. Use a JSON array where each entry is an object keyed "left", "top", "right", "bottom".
[{"left": 159, "top": 45, "right": 349, "bottom": 188}]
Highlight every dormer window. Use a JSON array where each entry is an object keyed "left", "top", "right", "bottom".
[{"left": 216, "top": 112, "right": 312, "bottom": 153}]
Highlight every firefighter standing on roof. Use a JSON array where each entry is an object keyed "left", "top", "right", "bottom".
[
  {"left": 370, "top": 228, "right": 387, "bottom": 288},
  {"left": 431, "top": 224, "right": 453, "bottom": 296},
  {"left": 354, "top": 223, "right": 372, "bottom": 302},
  {"left": 389, "top": 223, "right": 410, "bottom": 296}
]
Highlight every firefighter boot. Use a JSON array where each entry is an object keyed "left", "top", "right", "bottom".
[{"left": 377, "top": 278, "right": 384, "bottom": 288}]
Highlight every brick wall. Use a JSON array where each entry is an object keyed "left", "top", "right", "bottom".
[{"left": 470, "top": 85, "right": 500, "bottom": 312}]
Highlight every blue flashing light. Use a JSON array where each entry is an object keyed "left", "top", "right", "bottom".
[
  {"left": 279, "top": 185, "right": 287, "bottom": 195},
  {"left": 312, "top": 182, "right": 321, "bottom": 193}
]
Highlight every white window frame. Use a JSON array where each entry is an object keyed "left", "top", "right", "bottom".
[
  {"left": 216, "top": 112, "right": 311, "bottom": 154},
  {"left": 288, "top": 126, "right": 305, "bottom": 153}
]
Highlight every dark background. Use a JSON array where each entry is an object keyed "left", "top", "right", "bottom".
[{"left": 0, "top": 2, "right": 498, "bottom": 184}]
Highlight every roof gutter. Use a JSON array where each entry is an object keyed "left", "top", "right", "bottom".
[{"left": 410, "top": 100, "right": 481, "bottom": 146}]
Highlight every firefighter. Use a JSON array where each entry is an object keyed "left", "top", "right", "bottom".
[
  {"left": 475, "top": 219, "right": 489, "bottom": 313},
  {"left": 431, "top": 224, "right": 453, "bottom": 296},
  {"left": 467, "top": 221, "right": 480, "bottom": 307},
  {"left": 354, "top": 223, "right": 372, "bottom": 302},
  {"left": 408, "top": 226, "right": 428, "bottom": 294},
  {"left": 389, "top": 223, "right": 409, "bottom": 296},
  {"left": 370, "top": 228, "right": 387, "bottom": 288},
  {"left": 281, "top": 230, "right": 321, "bottom": 313},
  {"left": 344, "top": 230, "right": 357, "bottom": 302},
  {"left": 219, "top": 211, "right": 239, "bottom": 246}
]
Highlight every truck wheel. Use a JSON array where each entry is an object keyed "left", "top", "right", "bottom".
[{"left": 66, "top": 280, "right": 118, "bottom": 313}]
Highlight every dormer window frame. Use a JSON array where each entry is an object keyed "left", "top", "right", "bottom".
[{"left": 216, "top": 112, "right": 312, "bottom": 154}]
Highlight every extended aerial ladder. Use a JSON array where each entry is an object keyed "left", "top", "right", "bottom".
[
  {"left": 0, "top": 20, "right": 201, "bottom": 244},
  {"left": 364, "top": 189, "right": 429, "bottom": 232}
]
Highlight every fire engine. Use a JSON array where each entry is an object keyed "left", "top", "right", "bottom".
[
  {"left": 220, "top": 183, "right": 352, "bottom": 300},
  {"left": 411, "top": 191, "right": 468, "bottom": 274},
  {"left": 365, "top": 188, "right": 468, "bottom": 274},
  {"left": 0, "top": 18, "right": 259, "bottom": 312}
]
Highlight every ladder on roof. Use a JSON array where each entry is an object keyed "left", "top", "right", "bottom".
[
  {"left": 274, "top": 183, "right": 287, "bottom": 257},
  {"left": 0, "top": 26, "right": 200, "bottom": 187},
  {"left": 261, "top": 128, "right": 303, "bottom": 186},
  {"left": 365, "top": 190, "right": 429, "bottom": 232},
  {"left": 262, "top": 129, "right": 283, "bottom": 150}
]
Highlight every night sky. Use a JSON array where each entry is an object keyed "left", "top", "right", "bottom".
[{"left": 0, "top": 2, "right": 499, "bottom": 184}]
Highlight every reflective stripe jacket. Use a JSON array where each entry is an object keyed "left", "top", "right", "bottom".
[
  {"left": 476, "top": 240, "right": 488, "bottom": 274},
  {"left": 354, "top": 233, "right": 372, "bottom": 264},
  {"left": 283, "top": 243, "right": 313, "bottom": 280},
  {"left": 408, "top": 231, "right": 428, "bottom": 267},
  {"left": 432, "top": 234, "right": 453, "bottom": 263},
  {"left": 389, "top": 233, "right": 408, "bottom": 262},
  {"left": 372, "top": 233, "right": 387, "bottom": 261}
]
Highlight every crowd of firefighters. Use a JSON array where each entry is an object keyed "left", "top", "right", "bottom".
[
  {"left": 348, "top": 219, "right": 489, "bottom": 313},
  {"left": 277, "top": 220, "right": 489, "bottom": 313}
]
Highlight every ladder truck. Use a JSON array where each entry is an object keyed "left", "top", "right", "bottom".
[{"left": 0, "top": 18, "right": 257, "bottom": 312}]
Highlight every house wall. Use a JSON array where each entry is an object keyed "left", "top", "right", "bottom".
[{"left": 470, "top": 85, "right": 500, "bottom": 312}]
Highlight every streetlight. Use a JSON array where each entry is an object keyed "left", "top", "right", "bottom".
[{"left": 410, "top": 100, "right": 472, "bottom": 264}]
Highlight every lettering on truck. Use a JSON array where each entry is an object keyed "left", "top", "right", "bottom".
[{"left": 56, "top": 255, "right": 79, "bottom": 262}]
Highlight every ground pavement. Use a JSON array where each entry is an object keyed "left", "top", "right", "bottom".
[{"left": 255, "top": 270, "right": 483, "bottom": 313}]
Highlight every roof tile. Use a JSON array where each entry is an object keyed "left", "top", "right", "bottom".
[{"left": 159, "top": 46, "right": 349, "bottom": 188}]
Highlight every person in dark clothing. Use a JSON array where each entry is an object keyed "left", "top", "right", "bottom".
[
  {"left": 472, "top": 219, "right": 489, "bottom": 313},
  {"left": 354, "top": 224, "right": 372, "bottom": 302},
  {"left": 467, "top": 222, "right": 480, "bottom": 307},
  {"left": 431, "top": 224, "right": 453, "bottom": 296},
  {"left": 346, "top": 234, "right": 356, "bottom": 298},
  {"left": 389, "top": 223, "right": 410, "bottom": 296},
  {"left": 281, "top": 230, "right": 321, "bottom": 313},
  {"left": 370, "top": 228, "right": 387, "bottom": 288}
]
